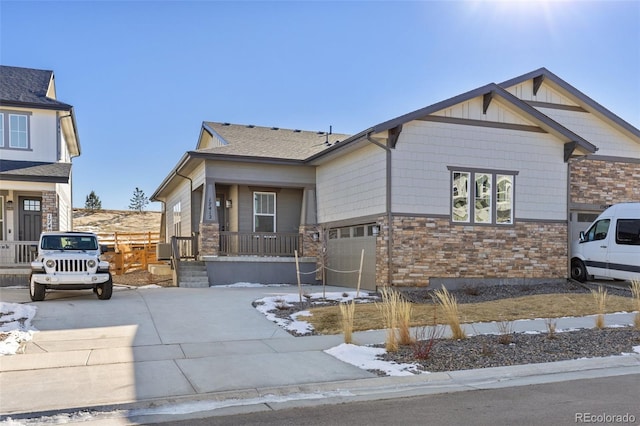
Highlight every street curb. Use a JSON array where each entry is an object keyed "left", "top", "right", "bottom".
[{"left": 3, "top": 354, "right": 639, "bottom": 424}]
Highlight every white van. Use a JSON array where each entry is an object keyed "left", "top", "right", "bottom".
[{"left": 571, "top": 203, "right": 640, "bottom": 282}]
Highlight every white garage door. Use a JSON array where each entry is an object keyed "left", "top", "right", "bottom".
[
  {"left": 326, "top": 224, "right": 377, "bottom": 290},
  {"left": 569, "top": 210, "right": 601, "bottom": 256}
]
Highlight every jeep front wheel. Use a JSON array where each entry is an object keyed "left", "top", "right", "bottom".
[
  {"left": 29, "top": 274, "right": 46, "bottom": 301},
  {"left": 96, "top": 273, "right": 113, "bottom": 300}
]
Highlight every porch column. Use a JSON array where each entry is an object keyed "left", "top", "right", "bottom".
[
  {"left": 198, "top": 178, "right": 219, "bottom": 257},
  {"left": 42, "top": 191, "right": 59, "bottom": 232},
  {"left": 299, "top": 187, "right": 322, "bottom": 279}
]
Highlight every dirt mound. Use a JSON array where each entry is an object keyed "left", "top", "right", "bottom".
[{"left": 73, "top": 208, "right": 161, "bottom": 234}]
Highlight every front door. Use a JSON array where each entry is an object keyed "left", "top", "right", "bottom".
[{"left": 19, "top": 197, "right": 42, "bottom": 241}]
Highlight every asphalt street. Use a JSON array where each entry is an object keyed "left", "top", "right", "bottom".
[{"left": 160, "top": 374, "right": 640, "bottom": 426}]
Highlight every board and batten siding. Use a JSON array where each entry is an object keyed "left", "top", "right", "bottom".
[
  {"left": 505, "top": 82, "right": 581, "bottom": 108},
  {"left": 316, "top": 143, "right": 386, "bottom": 224},
  {"left": 392, "top": 120, "right": 568, "bottom": 221},
  {"left": 534, "top": 108, "right": 640, "bottom": 159}
]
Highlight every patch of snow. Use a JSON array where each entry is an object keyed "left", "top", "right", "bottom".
[
  {"left": 219, "top": 282, "right": 292, "bottom": 288},
  {"left": 137, "top": 284, "right": 163, "bottom": 289},
  {"left": 325, "top": 343, "right": 425, "bottom": 376},
  {"left": 253, "top": 291, "right": 378, "bottom": 335},
  {"left": 634, "top": 345, "right": 640, "bottom": 354},
  {"left": 0, "top": 302, "right": 38, "bottom": 356}
]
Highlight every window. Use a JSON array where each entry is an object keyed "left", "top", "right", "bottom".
[
  {"left": 616, "top": 219, "right": 640, "bottom": 245},
  {"left": 0, "top": 113, "right": 3, "bottom": 147},
  {"left": 173, "top": 202, "right": 181, "bottom": 236},
  {"left": 9, "top": 114, "right": 28, "bottom": 149},
  {"left": 450, "top": 168, "right": 516, "bottom": 225},
  {"left": 584, "top": 219, "right": 610, "bottom": 242},
  {"left": 23, "top": 199, "right": 41, "bottom": 212},
  {"left": 254, "top": 192, "right": 276, "bottom": 232}
]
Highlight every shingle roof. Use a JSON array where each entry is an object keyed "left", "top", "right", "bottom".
[
  {"left": 0, "top": 160, "right": 71, "bottom": 183},
  {"left": 0, "top": 65, "right": 72, "bottom": 109},
  {"left": 198, "top": 122, "right": 351, "bottom": 161}
]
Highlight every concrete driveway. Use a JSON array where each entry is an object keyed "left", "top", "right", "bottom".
[{"left": 0, "top": 285, "right": 377, "bottom": 416}]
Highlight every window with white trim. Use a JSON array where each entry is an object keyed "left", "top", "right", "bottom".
[
  {"left": 450, "top": 168, "right": 515, "bottom": 225},
  {"left": 253, "top": 192, "right": 276, "bottom": 232},
  {"left": 9, "top": 114, "right": 28, "bottom": 149},
  {"left": 0, "top": 113, "right": 4, "bottom": 147}
]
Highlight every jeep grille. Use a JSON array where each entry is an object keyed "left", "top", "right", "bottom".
[{"left": 53, "top": 259, "right": 90, "bottom": 273}]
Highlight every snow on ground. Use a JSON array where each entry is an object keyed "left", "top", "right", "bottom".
[
  {"left": 325, "top": 343, "right": 423, "bottom": 376},
  {"left": 0, "top": 302, "right": 37, "bottom": 355},
  {"left": 253, "top": 290, "right": 378, "bottom": 335}
]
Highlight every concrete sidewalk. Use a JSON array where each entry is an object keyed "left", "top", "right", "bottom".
[{"left": 1, "top": 285, "right": 639, "bottom": 424}]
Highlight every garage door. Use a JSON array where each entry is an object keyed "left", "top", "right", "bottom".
[
  {"left": 326, "top": 224, "right": 377, "bottom": 290},
  {"left": 569, "top": 210, "right": 601, "bottom": 257}
]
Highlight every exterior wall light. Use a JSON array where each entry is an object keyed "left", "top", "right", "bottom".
[
  {"left": 225, "top": 200, "right": 232, "bottom": 208},
  {"left": 372, "top": 225, "right": 379, "bottom": 236},
  {"left": 6, "top": 200, "right": 13, "bottom": 210},
  {"left": 312, "top": 232, "right": 320, "bottom": 241}
]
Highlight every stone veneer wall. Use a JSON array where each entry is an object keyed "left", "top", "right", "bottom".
[
  {"left": 570, "top": 158, "right": 640, "bottom": 205},
  {"left": 377, "top": 216, "right": 567, "bottom": 288},
  {"left": 41, "top": 191, "right": 59, "bottom": 232},
  {"left": 198, "top": 223, "right": 219, "bottom": 257},
  {"left": 298, "top": 225, "right": 320, "bottom": 277}
]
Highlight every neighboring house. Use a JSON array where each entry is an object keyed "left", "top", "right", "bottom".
[
  {"left": 0, "top": 65, "right": 80, "bottom": 275},
  {"left": 152, "top": 68, "right": 640, "bottom": 289}
]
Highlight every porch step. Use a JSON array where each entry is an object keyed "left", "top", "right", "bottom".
[{"left": 178, "top": 261, "right": 209, "bottom": 288}]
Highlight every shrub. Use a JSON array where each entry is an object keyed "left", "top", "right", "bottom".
[
  {"left": 412, "top": 305, "right": 443, "bottom": 360},
  {"left": 339, "top": 300, "right": 356, "bottom": 344},
  {"left": 496, "top": 319, "right": 514, "bottom": 345},
  {"left": 376, "top": 286, "right": 400, "bottom": 352},
  {"left": 591, "top": 286, "right": 608, "bottom": 329},
  {"left": 545, "top": 318, "right": 557, "bottom": 340},
  {"left": 432, "top": 286, "right": 466, "bottom": 340}
]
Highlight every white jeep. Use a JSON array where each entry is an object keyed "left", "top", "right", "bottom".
[{"left": 30, "top": 231, "right": 113, "bottom": 301}]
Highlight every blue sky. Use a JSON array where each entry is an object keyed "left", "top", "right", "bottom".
[{"left": 1, "top": 0, "right": 639, "bottom": 211}]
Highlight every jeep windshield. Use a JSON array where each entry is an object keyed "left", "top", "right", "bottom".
[{"left": 41, "top": 235, "right": 99, "bottom": 251}]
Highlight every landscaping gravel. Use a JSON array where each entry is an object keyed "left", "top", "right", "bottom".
[
  {"left": 377, "top": 327, "right": 640, "bottom": 374},
  {"left": 380, "top": 281, "right": 639, "bottom": 375}
]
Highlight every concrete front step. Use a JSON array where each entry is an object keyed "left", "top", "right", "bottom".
[{"left": 178, "top": 261, "right": 209, "bottom": 288}]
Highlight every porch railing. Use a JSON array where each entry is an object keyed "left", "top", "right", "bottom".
[
  {"left": 219, "top": 232, "right": 301, "bottom": 257},
  {"left": 0, "top": 241, "right": 38, "bottom": 267}
]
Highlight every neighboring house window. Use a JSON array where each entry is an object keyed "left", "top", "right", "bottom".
[
  {"left": 173, "top": 202, "right": 181, "bottom": 236},
  {"left": 450, "top": 168, "right": 516, "bottom": 225},
  {"left": 254, "top": 192, "right": 276, "bottom": 232},
  {"left": 0, "top": 112, "right": 31, "bottom": 149},
  {"left": 9, "top": 114, "right": 29, "bottom": 149}
]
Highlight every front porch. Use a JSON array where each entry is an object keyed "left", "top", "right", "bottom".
[{"left": 171, "top": 230, "right": 319, "bottom": 286}]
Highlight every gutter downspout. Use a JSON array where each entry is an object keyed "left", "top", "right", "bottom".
[{"left": 366, "top": 135, "right": 393, "bottom": 288}]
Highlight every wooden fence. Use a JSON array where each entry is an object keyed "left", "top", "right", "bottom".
[{"left": 97, "top": 232, "right": 161, "bottom": 275}]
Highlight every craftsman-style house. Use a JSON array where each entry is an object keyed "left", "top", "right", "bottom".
[{"left": 152, "top": 68, "right": 640, "bottom": 289}]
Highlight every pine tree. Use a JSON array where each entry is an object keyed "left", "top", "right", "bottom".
[
  {"left": 129, "top": 187, "right": 149, "bottom": 212},
  {"left": 84, "top": 190, "right": 102, "bottom": 210}
]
